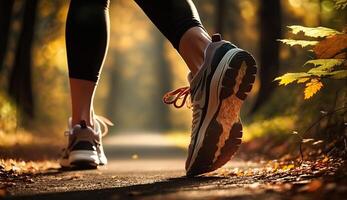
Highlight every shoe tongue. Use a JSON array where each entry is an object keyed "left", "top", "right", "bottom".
[{"left": 189, "top": 34, "right": 222, "bottom": 88}]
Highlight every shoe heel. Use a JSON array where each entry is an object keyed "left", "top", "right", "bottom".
[
  {"left": 220, "top": 51, "right": 257, "bottom": 100},
  {"left": 69, "top": 150, "right": 99, "bottom": 169},
  {"left": 232, "top": 52, "right": 257, "bottom": 100}
]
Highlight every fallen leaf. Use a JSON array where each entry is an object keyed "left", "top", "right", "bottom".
[
  {"left": 0, "top": 188, "right": 7, "bottom": 198},
  {"left": 300, "top": 180, "right": 323, "bottom": 192},
  {"left": 63, "top": 173, "right": 83, "bottom": 180},
  {"left": 282, "top": 164, "right": 295, "bottom": 171},
  {"left": 249, "top": 182, "right": 261, "bottom": 189},
  {"left": 325, "top": 183, "right": 336, "bottom": 191},
  {"left": 322, "top": 156, "right": 329, "bottom": 163}
]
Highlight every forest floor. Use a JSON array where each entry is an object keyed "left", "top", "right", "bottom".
[{"left": 1, "top": 132, "right": 347, "bottom": 200}]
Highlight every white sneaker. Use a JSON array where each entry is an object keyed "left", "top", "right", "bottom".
[
  {"left": 163, "top": 34, "right": 257, "bottom": 176},
  {"left": 59, "top": 116, "right": 113, "bottom": 168}
]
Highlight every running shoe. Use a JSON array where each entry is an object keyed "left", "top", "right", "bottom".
[
  {"left": 59, "top": 115, "right": 113, "bottom": 169},
  {"left": 163, "top": 33, "right": 257, "bottom": 176}
]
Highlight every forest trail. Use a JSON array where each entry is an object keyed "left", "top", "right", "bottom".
[{"left": 2, "top": 132, "right": 347, "bottom": 200}]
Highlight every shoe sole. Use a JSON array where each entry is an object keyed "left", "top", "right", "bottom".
[
  {"left": 187, "top": 48, "right": 257, "bottom": 176},
  {"left": 59, "top": 152, "right": 107, "bottom": 169},
  {"left": 69, "top": 150, "right": 99, "bottom": 169},
  {"left": 98, "top": 153, "right": 108, "bottom": 166}
]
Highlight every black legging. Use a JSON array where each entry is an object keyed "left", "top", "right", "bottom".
[{"left": 66, "top": 0, "right": 204, "bottom": 82}]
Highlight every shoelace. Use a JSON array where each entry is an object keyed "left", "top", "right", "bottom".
[
  {"left": 163, "top": 87, "right": 198, "bottom": 144},
  {"left": 95, "top": 115, "right": 114, "bottom": 137},
  {"left": 162, "top": 86, "right": 191, "bottom": 108},
  {"left": 64, "top": 115, "right": 114, "bottom": 137},
  {"left": 61, "top": 115, "right": 113, "bottom": 156}
]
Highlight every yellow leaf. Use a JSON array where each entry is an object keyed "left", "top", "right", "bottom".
[
  {"left": 275, "top": 73, "right": 311, "bottom": 85},
  {"left": 335, "top": 0, "right": 347, "bottom": 9},
  {"left": 305, "top": 59, "right": 344, "bottom": 69},
  {"left": 288, "top": 25, "right": 341, "bottom": 38},
  {"left": 304, "top": 79, "right": 323, "bottom": 99},
  {"left": 328, "top": 70, "right": 347, "bottom": 79},
  {"left": 322, "top": 156, "right": 329, "bottom": 162},
  {"left": 282, "top": 164, "right": 295, "bottom": 171},
  {"left": 306, "top": 59, "right": 345, "bottom": 76},
  {"left": 297, "top": 78, "right": 310, "bottom": 83},
  {"left": 278, "top": 39, "right": 318, "bottom": 48}
]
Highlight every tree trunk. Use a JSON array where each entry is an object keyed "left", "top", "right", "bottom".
[
  {"left": 251, "top": 0, "right": 281, "bottom": 113},
  {"left": 8, "top": 0, "right": 39, "bottom": 121},
  {"left": 216, "top": 0, "right": 226, "bottom": 34},
  {"left": 0, "top": 0, "right": 15, "bottom": 71}
]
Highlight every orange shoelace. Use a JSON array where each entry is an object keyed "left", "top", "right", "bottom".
[{"left": 162, "top": 86, "right": 191, "bottom": 108}]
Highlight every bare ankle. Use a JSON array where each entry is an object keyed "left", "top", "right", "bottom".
[
  {"left": 71, "top": 114, "right": 94, "bottom": 128},
  {"left": 179, "top": 27, "right": 211, "bottom": 76}
]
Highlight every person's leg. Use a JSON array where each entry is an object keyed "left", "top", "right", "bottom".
[
  {"left": 179, "top": 27, "right": 211, "bottom": 75},
  {"left": 66, "top": 0, "right": 110, "bottom": 127},
  {"left": 134, "top": 0, "right": 210, "bottom": 75},
  {"left": 60, "top": 0, "right": 110, "bottom": 168},
  {"left": 136, "top": 0, "right": 257, "bottom": 176}
]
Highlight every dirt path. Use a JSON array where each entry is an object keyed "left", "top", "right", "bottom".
[{"left": 2, "top": 133, "right": 347, "bottom": 200}]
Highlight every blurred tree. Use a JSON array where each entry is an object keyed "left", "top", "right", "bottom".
[
  {"left": 0, "top": 0, "right": 14, "bottom": 72},
  {"left": 106, "top": 50, "right": 123, "bottom": 121},
  {"left": 155, "top": 37, "right": 172, "bottom": 130},
  {"left": 8, "top": 0, "right": 39, "bottom": 122},
  {"left": 252, "top": 0, "right": 282, "bottom": 112},
  {"left": 216, "top": 0, "right": 226, "bottom": 34}
]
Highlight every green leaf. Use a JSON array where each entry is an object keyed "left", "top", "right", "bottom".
[
  {"left": 335, "top": 0, "right": 347, "bottom": 9},
  {"left": 277, "top": 39, "right": 319, "bottom": 48},
  {"left": 274, "top": 72, "right": 312, "bottom": 85},
  {"left": 288, "top": 26, "right": 342, "bottom": 38},
  {"left": 306, "top": 59, "right": 345, "bottom": 75},
  {"left": 327, "top": 70, "right": 347, "bottom": 79}
]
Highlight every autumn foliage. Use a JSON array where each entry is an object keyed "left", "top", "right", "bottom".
[{"left": 275, "top": 25, "right": 347, "bottom": 99}]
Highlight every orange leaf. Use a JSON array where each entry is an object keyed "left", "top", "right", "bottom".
[
  {"left": 313, "top": 34, "right": 347, "bottom": 59},
  {"left": 307, "top": 180, "right": 323, "bottom": 192},
  {"left": 304, "top": 79, "right": 323, "bottom": 99}
]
